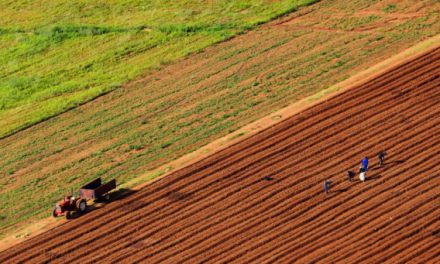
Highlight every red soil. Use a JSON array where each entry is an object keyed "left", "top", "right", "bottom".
[{"left": 1, "top": 48, "right": 439, "bottom": 263}]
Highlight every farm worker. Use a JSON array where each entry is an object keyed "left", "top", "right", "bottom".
[
  {"left": 378, "top": 151, "right": 387, "bottom": 167},
  {"left": 347, "top": 171, "right": 355, "bottom": 182},
  {"left": 359, "top": 167, "right": 366, "bottom": 182},
  {"left": 361, "top": 156, "right": 369, "bottom": 171},
  {"left": 324, "top": 179, "right": 333, "bottom": 194}
]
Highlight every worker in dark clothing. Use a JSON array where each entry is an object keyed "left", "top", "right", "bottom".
[
  {"left": 324, "top": 179, "right": 333, "bottom": 194},
  {"left": 347, "top": 171, "right": 355, "bottom": 182},
  {"left": 361, "top": 156, "right": 369, "bottom": 171},
  {"left": 378, "top": 151, "right": 387, "bottom": 166}
]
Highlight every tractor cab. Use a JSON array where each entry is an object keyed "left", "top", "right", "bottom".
[
  {"left": 52, "top": 194, "right": 85, "bottom": 219},
  {"left": 61, "top": 195, "right": 73, "bottom": 206}
]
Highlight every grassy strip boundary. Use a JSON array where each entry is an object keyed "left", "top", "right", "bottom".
[{"left": 0, "top": 0, "right": 320, "bottom": 140}]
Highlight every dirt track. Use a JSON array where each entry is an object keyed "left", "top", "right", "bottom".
[{"left": 1, "top": 48, "right": 439, "bottom": 263}]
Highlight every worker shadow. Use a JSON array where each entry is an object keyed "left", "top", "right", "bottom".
[
  {"left": 366, "top": 174, "right": 382, "bottom": 181},
  {"left": 370, "top": 165, "right": 381, "bottom": 171},
  {"left": 385, "top": 160, "right": 405, "bottom": 166},
  {"left": 332, "top": 188, "right": 349, "bottom": 193},
  {"left": 263, "top": 176, "right": 274, "bottom": 181},
  {"left": 371, "top": 160, "right": 405, "bottom": 171}
]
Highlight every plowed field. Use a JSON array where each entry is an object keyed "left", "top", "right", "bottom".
[{"left": 1, "top": 47, "right": 439, "bottom": 263}]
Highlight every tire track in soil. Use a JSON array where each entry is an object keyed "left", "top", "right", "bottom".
[{"left": 1, "top": 46, "right": 438, "bottom": 263}]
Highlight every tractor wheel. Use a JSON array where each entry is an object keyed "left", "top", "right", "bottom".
[
  {"left": 76, "top": 199, "right": 87, "bottom": 213},
  {"left": 65, "top": 211, "right": 72, "bottom": 219},
  {"left": 52, "top": 205, "right": 61, "bottom": 218},
  {"left": 105, "top": 193, "right": 110, "bottom": 201}
]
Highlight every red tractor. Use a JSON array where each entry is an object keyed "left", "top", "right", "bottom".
[
  {"left": 53, "top": 195, "right": 87, "bottom": 219},
  {"left": 52, "top": 177, "right": 116, "bottom": 219}
]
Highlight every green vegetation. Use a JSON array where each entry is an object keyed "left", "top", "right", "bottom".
[
  {"left": 0, "top": 0, "right": 318, "bottom": 138},
  {"left": 383, "top": 4, "right": 397, "bottom": 13},
  {"left": 329, "top": 15, "right": 380, "bottom": 31},
  {"left": 0, "top": 0, "right": 439, "bottom": 236}
]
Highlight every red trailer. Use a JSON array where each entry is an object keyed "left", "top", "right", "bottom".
[
  {"left": 79, "top": 178, "right": 116, "bottom": 201},
  {"left": 52, "top": 177, "right": 116, "bottom": 219}
]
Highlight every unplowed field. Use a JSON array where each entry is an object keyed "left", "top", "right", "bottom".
[{"left": 1, "top": 48, "right": 439, "bottom": 263}]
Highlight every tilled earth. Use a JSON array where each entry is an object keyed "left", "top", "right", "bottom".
[{"left": 1, "top": 46, "right": 439, "bottom": 263}]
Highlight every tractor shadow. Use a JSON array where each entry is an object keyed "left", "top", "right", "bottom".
[
  {"left": 97, "top": 188, "right": 138, "bottom": 204},
  {"left": 66, "top": 211, "right": 85, "bottom": 220}
]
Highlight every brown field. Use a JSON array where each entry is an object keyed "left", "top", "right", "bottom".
[
  {"left": 1, "top": 0, "right": 439, "bottom": 236},
  {"left": 1, "top": 45, "right": 438, "bottom": 263}
]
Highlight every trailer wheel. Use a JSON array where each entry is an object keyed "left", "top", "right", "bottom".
[{"left": 77, "top": 199, "right": 87, "bottom": 213}]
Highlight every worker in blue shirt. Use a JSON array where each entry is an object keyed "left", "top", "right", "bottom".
[{"left": 361, "top": 156, "right": 369, "bottom": 171}]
